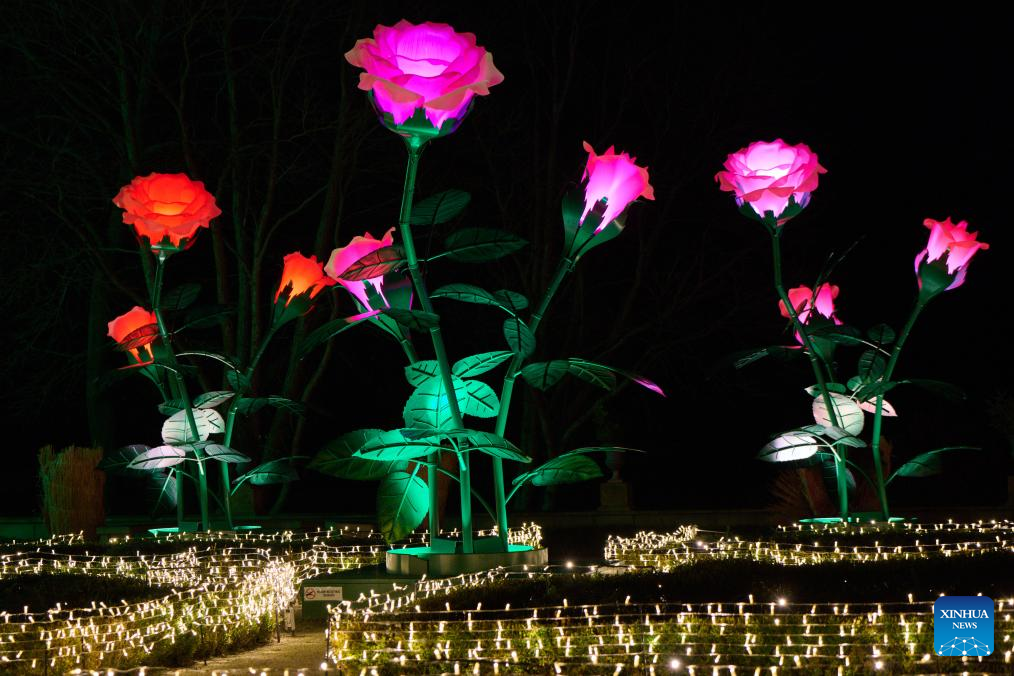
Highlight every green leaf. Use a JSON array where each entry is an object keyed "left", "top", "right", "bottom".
[
  {"left": 732, "top": 345, "right": 802, "bottom": 369},
  {"left": 442, "top": 228, "right": 528, "bottom": 262},
  {"left": 888, "top": 446, "right": 978, "bottom": 481},
  {"left": 520, "top": 358, "right": 664, "bottom": 396},
  {"left": 297, "top": 312, "right": 375, "bottom": 360},
  {"left": 203, "top": 444, "right": 251, "bottom": 464},
  {"left": 160, "top": 283, "right": 201, "bottom": 311},
  {"left": 808, "top": 324, "right": 867, "bottom": 347},
  {"left": 161, "top": 408, "right": 225, "bottom": 444},
  {"left": 338, "top": 245, "right": 405, "bottom": 281},
  {"left": 236, "top": 396, "right": 306, "bottom": 416},
  {"left": 867, "top": 324, "right": 896, "bottom": 345},
  {"left": 461, "top": 379, "right": 500, "bottom": 418},
  {"left": 857, "top": 350, "right": 887, "bottom": 381},
  {"left": 99, "top": 445, "right": 151, "bottom": 473},
  {"left": 193, "top": 390, "right": 234, "bottom": 409},
  {"left": 562, "top": 359, "right": 616, "bottom": 391},
  {"left": 226, "top": 370, "right": 252, "bottom": 394},
  {"left": 458, "top": 431, "right": 530, "bottom": 463},
  {"left": 502, "top": 317, "right": 535, "bottom": 358},
  {"left": 178, "top": 304, "right": 235, "bottom": 331},
  {"left": 377, "top": 467, "right": 428, "bottom": 542},
  {"left": 522, "top": 454, "right": 603, "bottom": 487},
  {"left": 128, "top": 445, "right": 187, "bottom": 470},
  {"left": 846, "top": 376, "right": 863, "bottom": 392},
  {"left": 493, "top": 290, "right": 529, "bottom": 311},
  {"left": 233, "top": 458, "right": 299, "bottom": 487},
  {"left": 411, "top": 189, "right": 471, "bottom": 226},
  {"left": 403, "top": 375, "right": 468, "bottom": 430},
  {"left": 431, "top": 283, "right": 518, "bottom": 315},
  {"left": 382, "top": 308, "right": 440, "bottom": 331},
  {"left": 405, "top": 360, "right": 440, "bottom": 386},
  {"left": 452, "top": 351, "right": 513, "bottom": 378},
  {"left": 357, "top": 429, "right": 446, "bottom": 461},
  {"left": 519, "top": 360, "right": 569, "bottom": 389},
  {"left": 804, "top": 383, "right": 848, "bottom": 396},
  {"left": 309, "top": 429, "right": 405, "bottom": 480},
  {"left": 900, "top": 379, "right": 966, "bottom": 401},
  {"left": 157, "top": 399, "right": 188, "bottom": 416}
]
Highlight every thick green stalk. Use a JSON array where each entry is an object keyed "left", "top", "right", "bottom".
[
  {"left": 153, "top": 254, "right": 211, "bottom": 531},
  {"left": 770, "top": 232, "right": 849, "bottom": 519},
  {"left": 869, "top": 300, "right": 926, "bottom": 520},
  {"left": 218, "top": 322, "right": 283, "bottom": 529},
  {"left": 397, "top": 139, "right": 472, "bottom": 552},
  {"left": 491, "top": 257, "right": 576, "bottom": 548}
]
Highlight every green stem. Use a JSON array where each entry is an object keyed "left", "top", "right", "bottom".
[
  {"left": 397, "top": 138, "right": 472, "bottom": 552},
  {"left": 491, "top": 257, "right": 576, "bottom": 548},
  {"left": 152, "top": 254, "right": 211, "bottom": 532},
  {"left": 218, "top": 322, "right": 283, "bottom": 530},
  {"left": 868, "top": 299, "right": 926, "bottom": 520},
  {"left": 770, "top": 231, "right": 849, "bottom": 520}
]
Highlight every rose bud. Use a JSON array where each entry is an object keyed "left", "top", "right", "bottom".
[
  {"left": 778, "top": 283, "right": 842, "bottom": 345},
  {"left": 716, "top": 139, "right": 826, "bottom": 226},
  {"left": 113, "top": 173, "right": 221, "bottom": 254},
  {"left": 915, "top": 217, "right": 989, "bottom": 298},
  {"left": 346, "top": 20, "right": 504, "bottom": 139},
  {"left": 273, "top": 252, "right": 337, "bottom": 325},
  {"left": 108, "top": 306, "right": 159, "bottom": 365},
  {"left": 325, "top": 228, "right": 411, "bottom": 311},
  {"left": 562, "top": 142, "right": 654, "bottom": 259}
]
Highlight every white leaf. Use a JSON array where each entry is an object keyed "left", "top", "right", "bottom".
[
  {"left": 858, "top": 398, "right": 897, "bottom": 417},
  {"left": 194, "top": 390, "right": 235, "bottom": 409},
  {"left": 812, "top": 392, "right": 864, "bottom": 435},
  {"left": 161, "top": 408, "right": 226, "bottom": 444},
  {"left": 760, "top": 433, "right": 821, "bottom": 462},
  {"left": 128, "top": 445, "right": 187, "bottom": 470}
]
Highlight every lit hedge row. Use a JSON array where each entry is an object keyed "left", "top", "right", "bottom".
[
  {"left": 605, "top": 520, "right": 1014, "bottom": 570},
  {"left": 328, "top": 565, "right": 1014, "bottom": 674},
  {"left": 0, "top": 528, "right": 387, "bottom": 673}
]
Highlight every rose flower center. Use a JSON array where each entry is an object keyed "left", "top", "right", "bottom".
[{"left": 394, "top": 27, "right": 462, "bottom": 77}]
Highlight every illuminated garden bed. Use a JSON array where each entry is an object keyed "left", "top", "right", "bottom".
[
  {"left": 327, "top": 523, "right": 1014, "bottom": 674},
  {"left": 0, "top": 529, "right": 385, "bottom": 673}
]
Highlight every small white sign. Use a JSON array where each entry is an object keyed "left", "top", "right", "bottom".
[{"left": 303, "top": 585, "right": 343, "bottom": 602}]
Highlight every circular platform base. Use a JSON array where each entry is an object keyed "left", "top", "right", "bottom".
[
  {"left": 798, "top": 514, "right": 911, "bottom": 525},
  {"left": 387, "top": 544, "right": 549, "bottom": 577}
]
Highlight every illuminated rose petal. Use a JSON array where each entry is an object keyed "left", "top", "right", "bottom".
[
  {"left": 716, "top": 139, "right": 826, "bottom": 223},
  {"left": 347, "top": 20, "right": 504, "bottom": 131},
  {"left": 113, "top": 173, "right": 221, "bottom": 251}
]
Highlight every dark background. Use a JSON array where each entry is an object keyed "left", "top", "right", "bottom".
[{"left": 2, "top": 1, "right": 1011, "bottom": 521}]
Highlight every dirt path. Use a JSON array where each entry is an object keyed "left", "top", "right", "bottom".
[{"left": 170, "top": 617, "right": 328, "bottom": 674}]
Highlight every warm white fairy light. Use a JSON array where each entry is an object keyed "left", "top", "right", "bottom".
[
  {"left": 318, "top": 521, "right": 1012, "bottom": 674},
  {"left": 605, "top": 520, "right": 1014, "bottom": 570},
  {"left": 0, "top": 527, "right": 393, "bottom": 671}
]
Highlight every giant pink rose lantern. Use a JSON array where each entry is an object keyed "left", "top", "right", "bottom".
[
  {"left": 325, "top": 228, "right": 401, "bottom": 310},
  {"left": 716, "top": 139, "right": 826, "bottom": 223},
  {"left": 581, "top": 141, "right": 655, "bottom": 230},
  {"left": 915, "top": 217, "right": 989, "bottom": 293},
  {"left": 346, "top": 20, "right": 504, "bottom": 133},
  {"left": 779, "top": 283, "right": 841, "bottom": 344}
]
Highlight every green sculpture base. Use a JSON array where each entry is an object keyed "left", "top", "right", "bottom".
[
  {"left": 387, "top": 541, "right": 548, "bottom": 577},
  {"left": 798, "top": 513, "right": 911, "bottom": 525}
]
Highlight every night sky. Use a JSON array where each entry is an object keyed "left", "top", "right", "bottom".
[{"left": 1, "top": 2, "right": 1011, "bottom": 521}]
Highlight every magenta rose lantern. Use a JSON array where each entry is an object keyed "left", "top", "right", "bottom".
[
  {"left": 915, "top": 217, "right": 989, "bottom": 297},
  {"left": 716, "top": 139, "right": 826, "bottom": 227},
  {"left": 563, "top": 141, "right": 654, "bottom": 259},
  {"left": 346, "top": 20, "right": 504, "bottom": 141}
]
